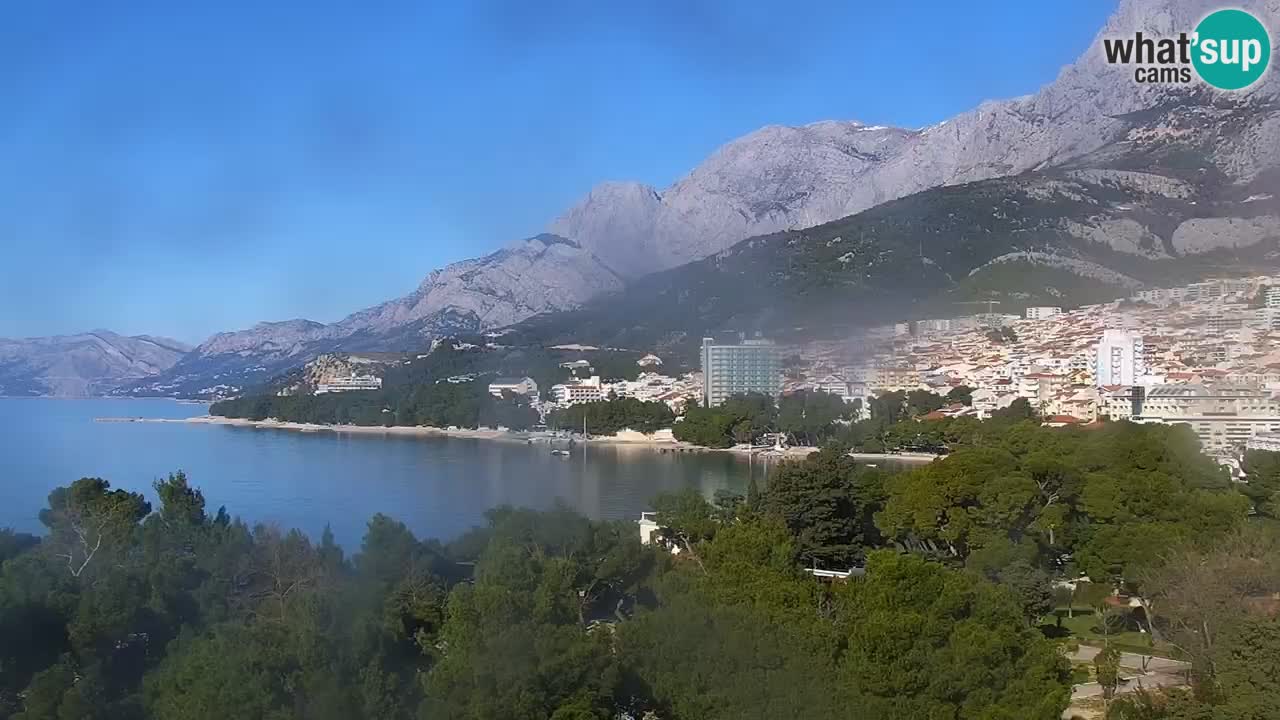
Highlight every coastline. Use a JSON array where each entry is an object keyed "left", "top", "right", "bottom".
[
  {"left": 847, "top": 451, "right": 938, "bottom": 465},
  {"left": 94, "top": 416, "right": 936, "bottom": 464},
  {"left": 94, "top": 415, "right": 820, "bottom": 458}
]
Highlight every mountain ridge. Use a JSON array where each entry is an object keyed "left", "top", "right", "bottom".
[
  {"left": 0, "top": 331, "right": 191, "bottom": 397},
  {"left": 16, "top": 0, "right": 1279, "bottom": 398},
  {"left": 550, "top": 0, "right": 1280, "bottom": 276},
  {"left": 122, "top": 233, "right": 622, "bottom": 397}
]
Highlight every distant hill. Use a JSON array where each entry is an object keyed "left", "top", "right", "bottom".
[
  {"left": 122, "top": 234, "right": 621, "bottom": 398},
  {"left": 0, "top": 331, "right": 190, "bottom": 397}
]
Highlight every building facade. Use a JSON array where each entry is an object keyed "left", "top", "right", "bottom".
[
  {"left": 700, "top": 337, "right": 782, "bottom": 407},
  {"left": 315, "top": 373, "right": 382, "bottom": 394},
  {"left": 551, "top": 376, "right": 603, "bottom": 406},
  {"left": 1093, "top": 330, "right": 1145, "bottom": 387},
  {"left": 1025, "top": 306, "right": 1063, "bottom": 320},
  {"left": 487, "top": 377, "right": 538, "bottom": 398},
  {"left": 1267, "top": 286, "right": 1280, "bottom": 309},
  {"left": 1132, "top": 384, "right": 1280, "bottom": 455}
]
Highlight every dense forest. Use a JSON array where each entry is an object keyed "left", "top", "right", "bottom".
[
  {"left": 208, "top": 381, "right": 961, "bottom": 452},
  {"left": 2, "top": 416, "right": 1277, "bottom": 719},
  {"left": 211, "top": 380, "right": 541, "bottom": 431},
  {"left": 546, "top": 398, "right": 675, "bottom": 436}
]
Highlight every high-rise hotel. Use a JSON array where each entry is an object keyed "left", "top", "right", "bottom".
[{"left": 700, "top": 336, "right": 782, "bottom": 407}]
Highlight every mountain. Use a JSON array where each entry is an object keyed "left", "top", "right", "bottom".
[
  {"left": 508, "top": 127, "right": 1280, "bottom": 356},
  {"left": 125, "top": 234, "right": 622, "bottom": 397},
  {"left": 0, "top": 331, "right": 190, "bottom": 397},
  {"left": 129, "top": 0, "right": 1280, "bottom": 397},
  {"left": 551, "top": 0, "right": 1280, "bottom": 277}
]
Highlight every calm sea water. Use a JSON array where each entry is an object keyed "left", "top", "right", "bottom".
[{"left": 0, "top": 398, "right": 763, "bottom": 547}]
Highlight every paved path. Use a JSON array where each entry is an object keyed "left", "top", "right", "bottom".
[
  {"left": 1066, "top": 644, "right": 1191, "bottom": 704},
  {"left": 1067, "top": 644, "right": 1190, "bottom": 673}
]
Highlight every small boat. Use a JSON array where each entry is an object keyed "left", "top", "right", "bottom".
[{"left": 550, "top": 449, "right": 571, "bottom": 457}]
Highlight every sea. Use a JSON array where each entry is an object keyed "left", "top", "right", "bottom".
[{"left": 0, "top": 398, "right": 765, "bottom": 548}]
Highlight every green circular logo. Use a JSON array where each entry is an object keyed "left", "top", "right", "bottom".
[{"left": 1192, "top": 9, "right": 1271, "bottom": 90}]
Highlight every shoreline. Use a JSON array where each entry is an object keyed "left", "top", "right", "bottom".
[
  {"left": 94, "top": 415, "right": 819, "bottom": 458},
  {"left": 94, "top": 416, "right": 937, "bottom": 464},
  {"left": 847, "top": 451, "right": 938, "bottom": 464}
]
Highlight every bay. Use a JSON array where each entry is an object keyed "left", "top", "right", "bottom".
[{"left": 0, "top": 398, "right": 763, "bottom": 547}]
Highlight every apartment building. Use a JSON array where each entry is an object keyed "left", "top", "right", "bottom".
[
  {"left": 700, "top": 337, "right": 782, "bottom": 407},
  {"left": 1093, "top": 330, "right": 1145, "bottom": 386},
  {"left": 1133, "top": 384, "right": 1280, "bottom": 454},
  {"left": 315, "top": 373, "right": 382, "bottom": 394},
  {"left": 551, "top": 376, "right": 604, "bottom": 406},
  {"left": 487, "top": 376, "right": 538, "bottom": 398},
  {"left": 1025, "top": 306, "right": 1063, "bottom": 320}
]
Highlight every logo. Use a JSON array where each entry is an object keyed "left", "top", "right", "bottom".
[{"left": 1102, "top": 8, "right": 1271, "bottom": 90}]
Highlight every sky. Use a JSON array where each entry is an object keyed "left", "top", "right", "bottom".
[{"left": 0, "top": 0, "right": 1117, "bottom": 345}]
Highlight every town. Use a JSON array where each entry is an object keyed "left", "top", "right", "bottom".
[{"left": 303, "top": 275, "right": 1280, "bottom": 470}]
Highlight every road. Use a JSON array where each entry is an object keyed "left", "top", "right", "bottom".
[{"left": 1064, "top": 644, "right": 1191, "bottom": 716}]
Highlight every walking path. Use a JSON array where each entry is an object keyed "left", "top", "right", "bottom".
[{"left": 1063, "top": 645, "right": 1191, "bottom": 718}]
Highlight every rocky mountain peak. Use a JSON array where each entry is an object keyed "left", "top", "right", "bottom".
[{"left": 549, "top": 0, "right": 1280, "bottom": 278}]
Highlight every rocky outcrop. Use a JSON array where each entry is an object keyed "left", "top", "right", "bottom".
[
  {"left": 0, "top": 331, "right": 190, "bottom": 397},
  {"left": 551, "top": 0, "right": 1280, "bottom": 277},
  {"left": 1172, "top": 216, "right": 1280, "bottom": 253}
]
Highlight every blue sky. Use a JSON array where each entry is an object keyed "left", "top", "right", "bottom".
[{"left": 0, "top": 0, "right": 1116, "bottom": 344}]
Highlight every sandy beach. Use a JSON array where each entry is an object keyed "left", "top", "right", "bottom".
[
  {"left": 94, "top": 416, "right": 938, "bottom": 463},
  {"left": 846, "top": 451, "right": 938, "bottom": 464},
  {"left": 96, "top": 415, "right": 713, "bottom": 451},
  {"left": 96, "top": 415, "right": 532, "bottom": 442}
]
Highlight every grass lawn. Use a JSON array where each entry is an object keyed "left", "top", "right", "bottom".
[
  {"left": 1059, "top": 613, "right": 1152, "bottom": 648},
  {"left": 1047, "top": 609, "right": 1183, "bottom": 659}
]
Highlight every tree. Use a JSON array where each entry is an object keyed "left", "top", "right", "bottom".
[
  {"left": 424, "top": 536, "right": 620, "bottom": 719},
  {"left": 1241, "top": 449, "right": 1280, "bottom": 517},
  {"left": 1095, "top": 645, "right": 1121, "bottom": 701},
  {"left": 775, "top": 390, "right": 851, "bottom": 445},
  {"left": 992, "top": 397, "right": 1037, "bottom": 422},
  {"left": 145, "top": 621, "right": 353, "bottom": 720},
  {"left": 946, "top": 385, "right": 974, "bottom": 406},
  {"left": 986, "top": 560, "right": 1054, "bottom": 625},
  {"left": 244, "top": 525, "right": 325, "bottom": 623},
  {"left": 869, "top": 391, "right": 907, "bottom": 424},
  {"left": 905, "top": 389, "right": 944, "bottom": 417},
  {"left": 0, "top": 528, "right": 38, "bottom": 565},
  {"left": 548, "top": 397, "right": 674, "bottom": 436},
  {"left": 759, "top": 447, "right": 883, "bottom": 567},
  {"left": 650, "top": 489, "right": 719, "bottom": 570},
  {"left": 38, "top": 478, "right": 150, "bottom": 579},
  {"left": 1136, "top": 526, "right": 1280, "bottom": 677},
  {"left": 876, "top": 446, "right": 1025, "bottom": 558},
  {"left": 834, "top": 552, "right": 1071, "bottom": 719}
]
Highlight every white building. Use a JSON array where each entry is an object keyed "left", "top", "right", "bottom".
[
  {"left": 1133, "top": 384, "right": 1280, "bottom": 454},
  {"left": 551, "top": 376, "right": 604, "bottom": 406},
  {"left": 1094, "top": 330, "right": 1145, "bottom": 387},
  {"left": 971, "top": 387, "right": 1015, "bottom": 418},
  {"left": 1266, "top": 286, "right": 1280, "bottom": 309},
  {"left": 1101, "top": 386, "right": 1144, "bottom": 421},
  {"left": 1025, "top": 306, "right": 1063, "bottom": 320},
  {"left": 487, "top": 376, "right": 538, "bottom": 398},
  {"left": 637, "top": 354, "right": 663, "bottom": 368},
  {"left": 315, "top": 373, "right": 382, "bottom": 394}
]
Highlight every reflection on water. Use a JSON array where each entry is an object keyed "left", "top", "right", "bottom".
[{"left": 0, "top": 399, "right": 770, "bottom": 547}]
